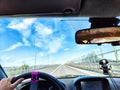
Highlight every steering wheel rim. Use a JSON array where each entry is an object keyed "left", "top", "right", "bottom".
[{"left": 11, "top": 72, "right": 65, "bottom": 90}]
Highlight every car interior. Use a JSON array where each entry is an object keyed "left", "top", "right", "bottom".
[{"left": 0, "top": 0, "right": 120, "bottom": 90}]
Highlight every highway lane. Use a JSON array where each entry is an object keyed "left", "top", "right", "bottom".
[
  {"left": 38, "top": 64, "right": 104, "bottom": 77},
  {"left": 38, "top": 64, "right": 59, "bottom": 73}
]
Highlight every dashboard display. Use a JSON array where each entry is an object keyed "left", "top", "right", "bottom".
[
  {"left": 81, "top": 81, "right": 103, "bottom": 90},
  {"left": 74, "top": 77, "right": 110, "bottom": 90}
]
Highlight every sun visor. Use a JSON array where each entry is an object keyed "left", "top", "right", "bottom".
[
  {"left": 79, "top": 0, "right": 120, "bottom": 17},
  {"left": 0, "top": 0, "right": 81, "bottom": 16}
]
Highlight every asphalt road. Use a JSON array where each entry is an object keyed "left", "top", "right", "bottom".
[{"left": 38, "top": 64, "right": 104, "bottom": 77}]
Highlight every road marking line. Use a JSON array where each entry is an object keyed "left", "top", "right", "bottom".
[{"left": 50, "top": 64, "right": 62, "bottom": 74}]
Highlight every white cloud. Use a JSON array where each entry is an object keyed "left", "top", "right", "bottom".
[
  {"left": 8, "top": 18, "right": 36, "bottom": 30},
  {"left": 3, "top": 56, "right": 35, "bottom": 67},
  {"left": 7, "top": 18, "right": 38, "bottom": 48},
  {"left": 0, "top": 56, "right": 11, "bottom": 61},
  {"left": 48, "top": 36, "right": 65, "bottom": 53},
  {"left": 35, "top": 22, "right": 53, "bottom": 37},
  {"left": 64, "top": 48, "right": 70, "bottom": 51},
  {"left": 33, "top": 36, "right": 64, "bottom": 54},
  {"left": 0, "top": 39, "right": 30, "bottom": 52},
  {"left": 22, "top": 38, "right": 30, "bottom": 46},
  {"left": 33, "top": 21, "right": 65, "bottom": 54},
  {"left": 35, "top": 41, "right": 43, "bottom": 48},
  {"left": 39, "top": 52, "right": 45, "bottom": 57},
  {"left": 7, "top": 19, "right": 64, "bottom": 55},
  {"left": 2, "top": 42, "right": 23, "bottom": 52},
  {"left": 8, "top": 18, "right": 37, "bottom": 38}
]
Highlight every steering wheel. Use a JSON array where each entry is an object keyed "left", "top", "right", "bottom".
[{"left": 11, "top": 72, "right": 65, "bottom": 90}]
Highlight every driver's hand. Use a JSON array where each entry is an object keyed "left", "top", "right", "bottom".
[{"left": 0, "top": 77, "right": 24, "bottom": 90}]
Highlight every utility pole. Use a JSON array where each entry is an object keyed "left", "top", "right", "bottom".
[
  {"left": 34, "top": 38, "right": 37, "bottom": 70},
  {"left": 113, "top": 46, "right": 118, "bottom": 62},
  {"left": 93, "top": 52, "right": 97, "bottom": 63},
  {"left": 100, "top": 46, "right": 104, "bottom": 58}
]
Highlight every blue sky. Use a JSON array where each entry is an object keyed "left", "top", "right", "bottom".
[{"left": 0, "top": 17, "right": 120, "bottom": 67}]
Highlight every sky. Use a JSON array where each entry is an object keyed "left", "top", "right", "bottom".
[{"left": 0, "top": 17, "right": 120, "bottom": 67}]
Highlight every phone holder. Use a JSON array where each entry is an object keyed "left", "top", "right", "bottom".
[{"left": 99, "top": 59, "right": 111, "bottom": 75}]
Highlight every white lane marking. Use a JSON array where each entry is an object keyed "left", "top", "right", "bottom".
[{"left": 50, "top": 64, "right": 63, "bottom": 74}]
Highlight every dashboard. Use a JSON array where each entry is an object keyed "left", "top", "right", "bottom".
[
  {"left": 17, "top": 76, "right": 120, "bottom": 90},
  {"left": 74, "top": 76, "right": 110, "bottom": 90}
]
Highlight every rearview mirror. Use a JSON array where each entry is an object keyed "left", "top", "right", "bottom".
[{"left": 75, "top": 27, "right": 120, "bottom": 45}]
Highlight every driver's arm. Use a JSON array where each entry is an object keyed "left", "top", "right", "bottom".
[{"left": 0, "top": 77, "right": 24, "bottom": 90}]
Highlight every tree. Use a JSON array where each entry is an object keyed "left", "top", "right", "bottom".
[
  {"left": 21, "top": 64, "right": 29, "bottom": 72},
  {"left": 83, "top": 52, "right": 100, "bottom": 63}
]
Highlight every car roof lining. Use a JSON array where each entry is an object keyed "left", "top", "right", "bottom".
[
  {"left": 0, "top": 0, "right": 120, "bottom": 17},
  {"left": 79, "top": 0, "right": 120, "bottom": 17},
  {"left": 0, "top": 0, "right": 81, "bottom": 16}
]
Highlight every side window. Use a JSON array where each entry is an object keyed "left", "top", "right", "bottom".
[{"left": 0, "top": 65, "right": 7, "bottom": 80}]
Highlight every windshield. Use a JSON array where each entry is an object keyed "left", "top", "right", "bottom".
[{"left": 0, "top": 17, "right": 120, "bottom": 78}]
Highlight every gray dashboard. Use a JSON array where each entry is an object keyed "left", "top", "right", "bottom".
[
  {"left": 16, "top": 76, "right": 120, "bottom": 90},
  {"left": 59, "top": 76, "right": 120, "bottom": 90}
]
